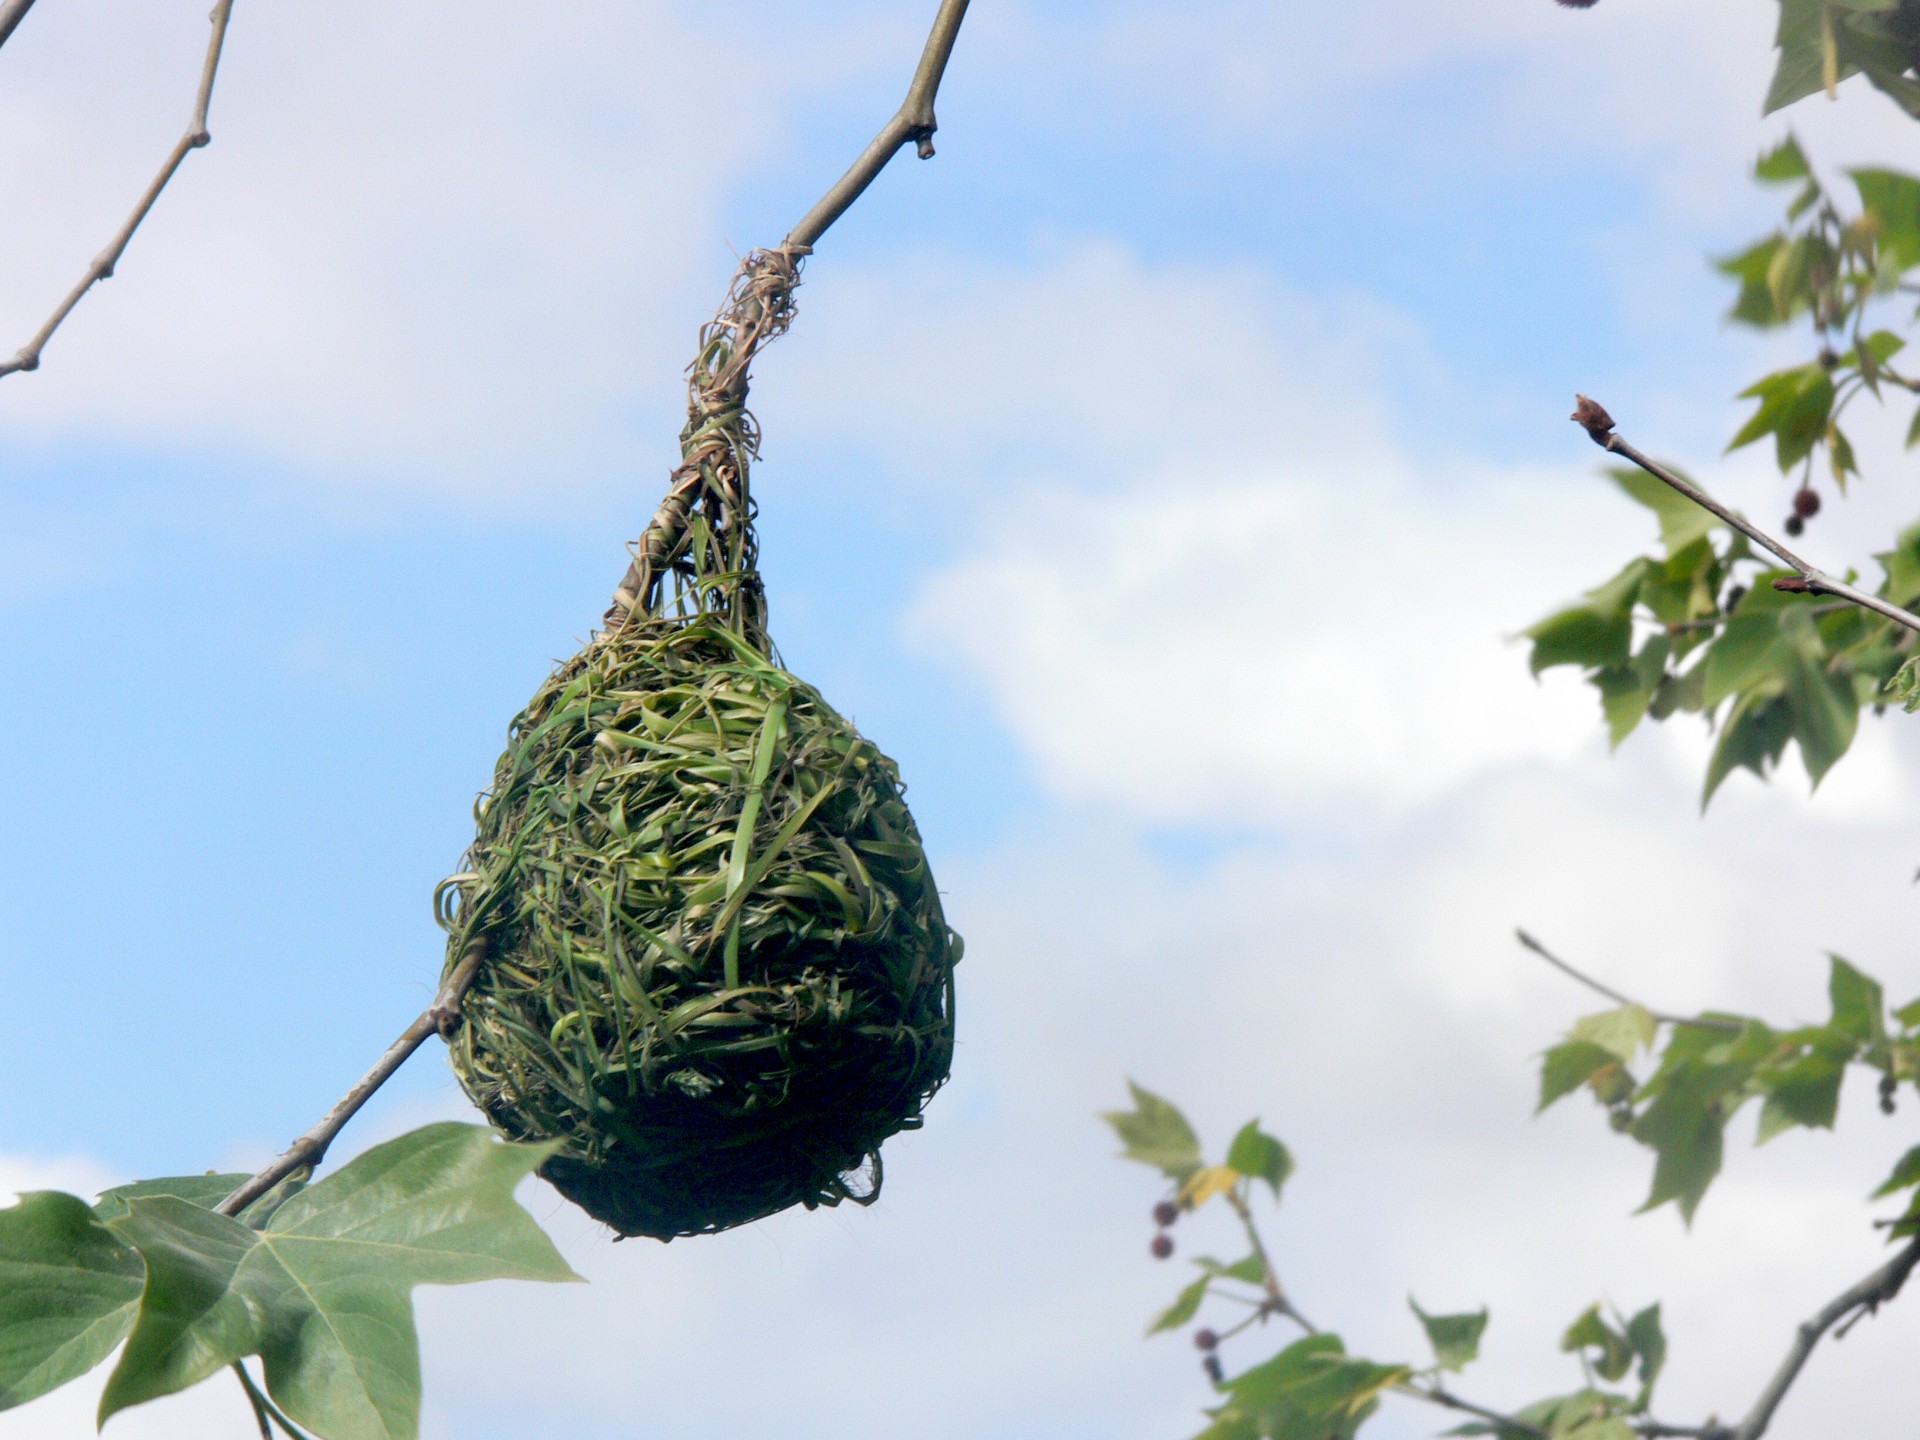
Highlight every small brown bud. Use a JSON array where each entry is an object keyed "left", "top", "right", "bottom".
[
  {"left": 1571, "top": 394, "right": 1615, "bottom": 442},
  {"left": 1153, "top": 1200, "right": 1180, "bottom": 1228},
  {"left": 1794, "top": 487, "right": 1821, "bottom": 519},
  {"left": 1151, "top": 1233, "right": 1175, "bottom": 1260}
]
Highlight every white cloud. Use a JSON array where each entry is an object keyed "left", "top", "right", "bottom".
[{"left": 0, "top": 0, "right": 897, "bottom": 498}]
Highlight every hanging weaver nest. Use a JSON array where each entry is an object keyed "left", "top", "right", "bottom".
[{"left": 438, "top": 248, "right": 959, "bottom": 1240}]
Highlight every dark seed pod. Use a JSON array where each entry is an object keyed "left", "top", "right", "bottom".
[
  {"left": 1151, "top": 1233, "right": 1175, "bottom": 1260},
  {"left": 1784, "top": 514, "right": 1806, "bottom": 538},
  {"left": 1153, "top": 1199, "right": 1180, "bottom": 1228},
  {"left": 1203, "top": 1356, "right": 1225, "bottom": 1384},
  {"left": 1195, "top": 1328, "right": 1220, "bottom": 1352},
  {"left": 1794, "top": 487, "right": 1821, "bottom": 519},
  {"left": 439, "top": 250, "right": 959, "bottom": 1241}
]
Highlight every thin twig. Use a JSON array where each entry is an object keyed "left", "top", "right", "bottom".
[
  {"left": 1570, "top": 397, "right": 1920, "bottom": 636},
  {"left": 1727, "top": 1233, "right": 1920, "bottom": 1440},
  {"left": 1410, "top": 1382, "right": 1548, "bottom": 1438},
  {"left": 0, "top": 0, "right": 236, "bottom": 380},
  {"left": 234, "top": 1364, "right": 272, "bottom": 1440},
  {"left": 0, "top": 0, "right": 37, "bottom": 51},
  {"left": 783, "top": 0, "right": 970, "bottom": 249},
  {"left": 214, "top": 941, "right": 486, "bottom": 1217},
  {"left": 1224, "top": 1186, "right": 1317, "bottom": 1333},
  {"left": 232, "top": 1361, "right": 316, "bottom": 1440},
  {"left": 1516, "top": 929, "right": 1743, "bottom": 1033}
]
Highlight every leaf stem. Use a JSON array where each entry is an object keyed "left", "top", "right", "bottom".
[{"left": 232, "top": 1361, "right": 315, "bottom": 1440}]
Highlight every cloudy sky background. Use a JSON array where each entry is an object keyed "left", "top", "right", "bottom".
[{"left": 3, "top": 1, "right": 1919, "bottom": 1436}]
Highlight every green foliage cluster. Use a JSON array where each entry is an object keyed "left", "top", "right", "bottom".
[
  {"left": 1765, "top": 0, "right": 1920, "bottom": 118},
  {"left": 1105, "top": 1086, "right": 1681, "bottom": 1440},
  {"left": 0, "top": 1124, "right": 574, "bottom": 1439},
  {"left": 1541, "top": 957, "right": 1920, "bottom": 1230},
  {"left": 1526, "top": 138, "right": 1920, "bottom": 802}
]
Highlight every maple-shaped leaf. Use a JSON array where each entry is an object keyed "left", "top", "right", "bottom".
[{"left": 99, "top": 1123, "right": 579, "bottom": 1440}]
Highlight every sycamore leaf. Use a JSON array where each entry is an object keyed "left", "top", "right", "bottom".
[
  {"left": 1150, "top": 1275, "right": 1211, "bottom": 1336},
  {"left": 1538, "top": 1041, "right": 1619, "bottom": 1112},
  {"left": 1608, "top": 467, "right": 1719, "bottom": 556},
  {"left": 98, "top": 1123, "right": 578, "bottom": 1440},
  {"left": 1570, "top": 1006, "right": 1658, "bottom": 1063},
  {"left": 1180, "top": 1166, "right": 1241, "bottom": 1211},
  {"left": 1224, "top": 1122, "right": 1293, "bottom": 1201},
  {"left": 0, "top": 1193, "right": 144, "bottom": 1412},
  {"left": 1873, "top": 1144, "right": 1920, "bottom": 1199},
  {"left": 1625, "top": 1303, "right": 1667, "bottom": 1394},
  {"left": 1827, "top": 954, "right": 1886, "bottom": 1045},
  {"left": 1104, "top": 1081, "right": 1203, "bottom": 1183},
  {"left": 1560, "top": 1304, "right": 1633, "bottom": 1382},
  {"left": 1409, "top": 1298, "right": 1487, "bottom": 1372}
]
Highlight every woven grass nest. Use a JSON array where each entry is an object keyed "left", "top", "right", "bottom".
[{"left": 438, "top": 249, "right": 959, "bottom": 1240}]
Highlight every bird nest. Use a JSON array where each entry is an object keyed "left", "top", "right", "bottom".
[{"left": 438, "top": 247, "right": 958, "bottom": 1239}]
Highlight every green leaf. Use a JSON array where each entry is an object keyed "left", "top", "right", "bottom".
[
  {"left": 1525, "top": 560, "right": 1649, "bottom": 676},
  {"left": 1224, "top": 1122, "right": 1293, "bottom": 1202},
  {"left": 1538, "top": 1041, "right": 1620, "bottom": 1112},
  {"left": 1704, "top": 691, "right": 1794, "bottom": 807},
  {"left": 1718, "top": 235, "right": 1788, "bottom": 326},
  {"left": 1828, "top": 954, "right": 1886, "bottom": 1044},
  {"left": 1150, "top": 1275, "right": 1211, "bottom": 1336},
  {"left": 1197, "top": 1253, "right": 1269, "bottom": 1286},
  {"left": 1596, "top": 638, "right": 1672, "bottom": 749},
  {"left": 1787, "top": 650, "right": 1860, "bottom": 787},
  {"left": 1895, "top": 996, "right": 1920, "bottom": 1030},
  {"left": 1872, "top": 1144, "right": 1920, "bottom": 1198},
  {"left": 1608, "top": 467, "right": 1719, "bottom": 556},
  {"left": 1767, "top": 1, "right": 1853, "bottom": 114},
  {"left": 1624, "top": 1303, "right": 1667, "bottom": 1393},
  {"left": 0, "top": 1192, "right": 143, "bottom": 1411},
  {"left": 1560, "top": 1305, "right": 1633, "bottom": 1382},
  {"left": 1409, "top": 1298, "right": 1487, "bottom": 1372},
  {"left": 1214, "top": 1334, "right": 1409, "bottom": 1440},
  {"left": 99, "top": 1123, "right": 578, "bottom": 1440},
  {"left": 1755, "top": 134, "right": 1812, "bottom": 183},
  {"left": 1757, "top": 1049, "right": 1847, "bottom": 1140},
  {"left": 1632, "top": 1063, "right": 1734, "bottom": 1223},
  {"left": 1702, "top": 610, "right": 1795, "bottom": 711},
  {"left": 1571, "top": 1005, "right": 1658, "bottom": 1063},
  {"left": 1104, "top": 1081, "right": 1204, "bottom": 1183},
  {"left": 92, "top": 1175, "right": 251, "bottom": 1225},
  {"left": 1852, "top": 167, "right": 1920, "bottom": 271}
]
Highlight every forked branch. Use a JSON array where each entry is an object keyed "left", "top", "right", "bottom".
[
  {"left": 1570, "top": 396, "right": 1920, "bottom": 636},
  {"left": 1, "top": 0, "right": 236, "bottom": 380}
]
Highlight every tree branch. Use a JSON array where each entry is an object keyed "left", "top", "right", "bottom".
[
  {"left": 214, "top": 940, "right": 486, "bottom": 1217},
  {"left": 0, "top": 0, "right": 235, "bottom": 381},
  {"left": 1410, "top": 1382, "right": 1548, "bottom": 1437},
  {"left": 783, "top": 0, "right": 970, "bottom": 250},
  {"left": 1515, "top": 929, "right": 1742, "bottom": 1033},
  {"left": 0, "top": 0, "right": 38, "bottom": 52},
  {"left": 1570, "top": 397, "right": 1920, "bottom": 636},
  {"left": 1727, "top": 1233, "right": 1920, "bottom": 1440}
]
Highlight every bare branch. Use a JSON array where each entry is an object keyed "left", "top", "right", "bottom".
[
  {"left": 783, "top": 0, "right": 970, "bottom": 250},
  {"left": 0, "top": 0, "right": 38, "bottom": 52},
  {"left": 1516, "top": 929, "right": 1743, "bottom": 1033},
  {"left": 1570, "top": 397, "right": 1920, "bottom": 637},
  {"left": 214, "top": 940, "right": 486, "bottom": 1217},
  {"left": 1, "top": 0, "right": 236, "bottom": 381},
  {"left": 1728, "top": 1234, "right": 1920, "bottom": 1440}
]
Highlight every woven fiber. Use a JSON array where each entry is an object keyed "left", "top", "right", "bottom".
[{"left": 439, "top": 248, "right": 958, "bottom": 1238}]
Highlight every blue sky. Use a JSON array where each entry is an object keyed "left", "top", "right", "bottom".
[{"left": 3, "top": 3, "right": 1920, "bottom": 1438}]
